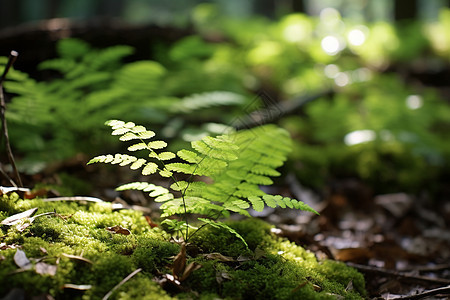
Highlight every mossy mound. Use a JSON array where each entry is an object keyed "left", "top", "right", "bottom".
[{"left": 0, "top": 193, "right": 366, "bottom": 299}]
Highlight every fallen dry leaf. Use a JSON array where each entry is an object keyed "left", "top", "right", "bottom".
[
  {"left": 106, "top": 225, "right": 131, "bottom": 235},
  {"left": 61, "top": 253, "right": 93, "bottom": 264},
  {"left": 1, "top": 208, "right": 38, "bottom": 226},
  {"left": 63, "top": 284, "right": 92, "bottom": 290},
  {"left": 216, "top": 270, "right": 233, "bottom": 285},
  {"left": 332, "top": 247, "right": 373, "bottom": 263},
  {"left": 202, "top": 253, "right": 235, "bottom": 262},
  {"left": 172, "top": 243, "right": 187, "bottom": 280},
  {"left": 24, "top": 188, "right": 49, "bottom": 199},
  {"left": 180, "top": 262, "right": 202, "bottom": 282},
  {"left": 35, "top": 262, "right": 57, "bottom": 276},
  {"left": 145, "top": 215, "right": 158, "bottom": 228},
  {"left": 14, "top": 249, "right": 32, "bottom": 270}
]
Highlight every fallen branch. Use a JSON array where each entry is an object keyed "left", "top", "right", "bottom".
[
  {"left": 346, "top": 262, "right": 450, "bottom": 285},
  {"left": 233, "top": 90, "right": 332, "bottom": 130},
  {"left": 391, "top": 285, "right": 450, "bottom": 300}
]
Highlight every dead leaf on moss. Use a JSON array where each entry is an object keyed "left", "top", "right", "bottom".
[
  {"left": 61, "top": 253, "right": 93, "bottom": 264},
  {"left": 202, "top": 252, "right": 235, "bottom": 262},
  {"left": 216, "top": 270, "right": 232, "bottom": 284},
  {"left": 145, "top": 215, "right": 158, "bottom": 228},
  {"left": 14, "top": 249, "right": 32, "bottom": 270},
  {"left": 106, "top": 225, "right": 131, "bottom": 235},
  {"left": 35, "top": 262, "right": 57, "bottom": 276},
  {"left": 254, "top": 246, "right": 266, "bottom": 260},
  {"left": 345, "top": 280, "right": 354, "bottom": 292},
  {"left": 180, "top": 262, "right": 202, "bottom": 282},
  {"left": 1, "top": 208, "right": 37, "bottom": 226},
  {"left": 0, "top": 243, "right": 19, "bottom": 250},
  {"left": 24, "top": 188, "right": 49, "bottom": 199},
  {"left": 172, "top": 243, "right": 186, "bottom": 280},
  {"left": 63, "top": 284, "right": 92, "bottom": 290}
]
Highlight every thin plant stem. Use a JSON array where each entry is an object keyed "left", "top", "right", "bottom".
[{"left": 0, "top": 51, "right": 22, "bottom": 187}]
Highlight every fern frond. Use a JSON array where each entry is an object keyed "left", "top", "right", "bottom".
[
  {"left": 191, "top": 138, "right": 238, "bottom": 161},
  {"left": 160, "top": 197, "right": 223, "bottom": 217},
  {"left": 56, "top": 38, "right": 91, "bottom": 60},
  {"left": 89, "top": 45, "right": 134, "bottom": 70},
  {"left": 197, "top": 218, "right": 248, "bottom": 249},
  {"left": 115, "top": 61, "right": 166, "bottom": 97}
]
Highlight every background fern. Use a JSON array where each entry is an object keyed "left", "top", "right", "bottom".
[{"left": 0, "top": 38, "right": 251, "bottom": 169}]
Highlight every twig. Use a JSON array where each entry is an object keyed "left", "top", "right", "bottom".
[
  {"left": 233, "top": 90, "right": 332, "bottom": 130},
  {"left": 102, "top": 268, "right": 142, "bottom": 300},
  {"left": 42, "top": 196, "right": 105, "bottom": 203},
  {"left": 0, "top": 50, "right": 22, "bottom": 187},
  {"left": 399, "top": 263, "right": 450, "bottom": 273},
  {"left": 390, "top": 285, "right": 450, "bottom": 300},
  {"left": 0, "top": 163, "right": 17, "bottom": 186},
  {"left": 346, "top": 262, "right": 450, "bottom": 285}
]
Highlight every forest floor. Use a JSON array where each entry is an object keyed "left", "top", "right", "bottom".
[{"left": 12, "top": 155, "right": 450, "bottom": 300}]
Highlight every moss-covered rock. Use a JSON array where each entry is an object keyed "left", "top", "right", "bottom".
[{"left": 0, "top": 194, "right": 366, "bottom": 299}]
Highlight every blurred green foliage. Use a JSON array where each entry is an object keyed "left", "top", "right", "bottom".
[{"left": 1, "top": 5, "right": 449, "bottom": 195}]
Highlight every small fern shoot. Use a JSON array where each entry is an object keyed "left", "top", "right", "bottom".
[{"left": 88, "top": 120, "right": 318, "bottom": 246}]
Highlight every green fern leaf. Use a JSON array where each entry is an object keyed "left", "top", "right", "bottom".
[
  {"left": 141, "top": 162, "right": 158, "bottom": 175},
  {"left": 112, "top": 127, "right": 131, "bottom": 135},
  {"left": 192, "top": 139, "right": 238, "bottom": 161},
  {"left": 87, "top": 155, "right": 110, "bottom": 164},
  {"left": 119, "top": 156, "right": 138, "bottom": 166},
  {"left": 156, "top": 152, "right": 176, "bottom": 161},
  {"left": 138, "top": 131, "right": 157, "bottom": 139},
  {"left": 159, "top": 169, "right": 173, "bottom": 177},
  {"left": 128, "top": 143, "right": 147, "bottom": 151},
  {"left": 245, "top": 174, "right": 273, "bottom": 185},
  {"left": 274, "top": 196, "right": 287, "bottom": 208},
  {"left": 130, "top": 158, "right": 147, "bottom": 170},
  {"left": 130, "top": 125, "right": 147, "bottom": 133},
  {"left": 262, "top": 195, "right": 277, "bottom": 208},
  {"left": 119, "top": 132, "right": 140, "bottom": 141},
  {"left": 106, "top": 119, "right": 126, "bottom": 129},
  {"left": 166, "top": 163, "right": 197, "bottom": 175},
  {"left": 116, "top": 182, "right": 153, "bottom": 191},
  {"left": 176, "top": 149, "right": 200, "bottom": 163},
  {"left": 149, "top": 186, "right": 171, "bottom": 197},
  {"left": 248, "top": 196, "right": 265, "bottom": 212},
  {"left": 154, "top": 193, "right": 175, "bottom": 202},
  {"left": 147, "top": 141, "right": 168, "bottom": 149},
  {"left": 170, "top": 181, "right": 188, "bottom": 191}
]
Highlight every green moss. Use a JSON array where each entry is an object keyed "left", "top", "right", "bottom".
[
  {"left": 115, "top": 276, "right": 174, "bottom": 300},
  {"left": 132, "top": 233, "right": 179, "bottom": 273},
  {"left": 0, "top": 195, "right": 366, "bottom": 299}
]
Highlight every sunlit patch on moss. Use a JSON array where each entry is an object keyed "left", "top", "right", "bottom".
[{"left": 0, "top": 196, "right": 366, "bottom": 299}]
